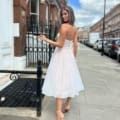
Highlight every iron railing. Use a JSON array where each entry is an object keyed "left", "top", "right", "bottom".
[
  {"left": 26, "top": 17, "right": 58, "bottom": 67},
  {"left": 0, "top": 61, "right": 43, "bottom": 117}
]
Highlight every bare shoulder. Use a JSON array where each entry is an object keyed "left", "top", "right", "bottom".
[
  {"left": 60, "top": 24, "right": 68, "bottom": 30},
  {"left": 68, "top": 24, "right": 77, "bottom": 32}
]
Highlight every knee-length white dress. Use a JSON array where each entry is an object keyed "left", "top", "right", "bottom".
[{"left": 42, "top": 40, "right": 84, "bottom": 98}]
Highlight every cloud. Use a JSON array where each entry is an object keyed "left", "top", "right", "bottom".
[{"left": 72, "top": 0, "right": 120, "bottom": 27}]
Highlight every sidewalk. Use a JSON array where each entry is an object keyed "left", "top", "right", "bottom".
[{"left": 0, "top": 43, "right": 120, "bottom": 120}]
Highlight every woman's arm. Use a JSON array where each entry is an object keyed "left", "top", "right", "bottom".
[
  {"left": 38, "top": 24, "right": 66, "bottom": 48},
  {"left": 73, "top": 30, "right": 78, "bottom": 57}
]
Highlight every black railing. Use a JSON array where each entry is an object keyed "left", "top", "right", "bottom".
[
  {"left": 25, "top": 24, "right": 58, "bottom": 67},
  {"left": 0, "top": 61, "right": 43, "bottom": 117},
  {"left": 26, "top": 17, "right": 58, "bottom": 67}
]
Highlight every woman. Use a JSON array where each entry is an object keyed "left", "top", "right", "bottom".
[{"left": 38, "top": 6, "right": 84, "bottom": 120}]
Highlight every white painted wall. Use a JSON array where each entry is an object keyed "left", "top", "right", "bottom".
[{"left": 0, "top": 0, "right": 13, "bottom": 70}]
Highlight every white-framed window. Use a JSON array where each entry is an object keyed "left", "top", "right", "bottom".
[
  {"left": 30, "top": 0, "right": 39, "bottom": 25},
  {"left": 46, "top": 5, "right": 49, "bottom": 25}
]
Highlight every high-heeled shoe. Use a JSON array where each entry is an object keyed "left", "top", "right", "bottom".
[
  {"left": 63, "top": 103, "right": 70, "bottom": 113},
  {"left": 56, "top": 111, "right": 64, "bottom": 120}
]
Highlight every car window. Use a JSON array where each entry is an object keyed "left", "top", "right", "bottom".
[
  {"left": 112, "top": 40, "right": 115, "bottom": 44},
  {"left": 115, "top": 40, "right": 120, "bottom": 44},
  {"left": 117, "top": 40, "right": 120, "bottom": 45}
]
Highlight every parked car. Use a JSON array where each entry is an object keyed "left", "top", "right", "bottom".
[
  {"left": 93, "top": 40, "right": 99, "bottom": 50},
  {"left": 93, "top": 40, "right": 107, "bottom": 51},
  {"left": 117, "top": 48, "right": 120, "bottom": 62},
  {"left": 104, "top": 39, "right": 120, "bottom": 58}
]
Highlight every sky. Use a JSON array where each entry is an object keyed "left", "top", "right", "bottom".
[{"left": 68, "top": 0, "right": 120, "bottom": 27}]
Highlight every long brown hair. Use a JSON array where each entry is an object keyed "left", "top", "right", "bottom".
[{"left": 60, "top": 6, "right": 75, "bottom": 25}]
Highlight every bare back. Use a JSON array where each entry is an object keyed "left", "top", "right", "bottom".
[
  {"left": 63, "top": 24, "right": 77, "bottom": 41},
  {"left": 56, "top": 23, "right": 78, "bottom": 48},
  {"left": 60, "top": 24, "right": 78, "bottom": 57}
]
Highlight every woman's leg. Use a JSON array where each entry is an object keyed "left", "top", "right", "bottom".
[
  {"left": 64, "top": 97, "right": 71, "bottom": 112},
  {"left": 66, "top": 97, "right": 71, "bottom": 104},
  {"left": 56, "top": 98, "right": 64, "bottom": 120}
]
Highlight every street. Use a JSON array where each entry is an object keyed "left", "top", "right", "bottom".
[{"left": 0, "top": 43, "right": 120, "bottom": 120}]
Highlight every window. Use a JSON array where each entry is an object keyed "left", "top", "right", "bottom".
[{"left": 30, "top": 0, "right": 39, "bottom": 25}]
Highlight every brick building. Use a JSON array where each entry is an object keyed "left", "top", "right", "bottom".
[
  {"left": 0, "top": 0, "right": 67, "bottom": 70},
  {"left": 90, "top": 3, "right": 120, "bottom": 39},
  {"left": 78, "top": 27, "right": 90, "bottom": 42}
]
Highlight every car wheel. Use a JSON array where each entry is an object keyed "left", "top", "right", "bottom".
[
  {"left": 108, "top": 52, "right": 112, "bottom": 58},
  {"left": 118, "top": 55, "right": 120, "bottom": 63}
]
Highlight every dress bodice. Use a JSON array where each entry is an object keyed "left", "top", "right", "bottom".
[
  {"left": 63, "top": 40, "right": 73, "bottom": 48},
  {"left": 55, "top": 39, "right": 73, "bottom": 53},
  {"left": 55, "top": 33, "right": 73, "bottom": 47}
]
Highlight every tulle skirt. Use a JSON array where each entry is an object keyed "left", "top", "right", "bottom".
[{"left": 42, "top": 46, "right": 84, "bottom": 98}]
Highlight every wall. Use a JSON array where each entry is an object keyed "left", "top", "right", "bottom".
[{"left": 0, "top": 0, "right": 13, "bottom": 70}]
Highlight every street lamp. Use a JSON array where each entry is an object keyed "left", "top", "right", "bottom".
[{"left": 101, "top": 0, "right": 106, "bottom": 56}]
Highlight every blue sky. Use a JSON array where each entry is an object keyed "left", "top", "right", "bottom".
[
  {"left": 67, "top": 0, "right": 120, "bottom": 27},
  {"left": 68, "top": 0, "right": 81, "bottom": 9}
]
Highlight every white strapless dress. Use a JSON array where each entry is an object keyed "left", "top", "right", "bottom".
[{"left": 42, "top": 40, "right": 84, "bottom": 98}]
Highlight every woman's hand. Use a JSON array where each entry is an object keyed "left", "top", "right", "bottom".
[{"left": 38, "top": 35, "right": 48, "bottom": 41}]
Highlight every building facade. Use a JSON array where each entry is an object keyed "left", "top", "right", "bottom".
[
  {"left": 78, "top": 27, "right": 90, "bottom": 42},
  {"left": 90, "top": 3, "right": 120, "bottom": 39},
  {"left": 0, "top": 0, "right": 67, "bottom": 71}
]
